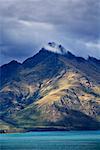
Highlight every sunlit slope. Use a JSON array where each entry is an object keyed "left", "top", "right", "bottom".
[
  {"left": 0, "top": 48, "right": 100, "bottom": 132},
  {"left": 13, "top": 70, "right": 100, "bottom": 130}
]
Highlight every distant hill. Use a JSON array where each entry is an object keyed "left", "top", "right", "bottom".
[{"left": 0, "top": 42, "right": 100, "bottom": 133}]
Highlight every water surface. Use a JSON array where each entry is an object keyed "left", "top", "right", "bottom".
[{"left": 0, "top": 131, "right": 100, "bottom": 150}]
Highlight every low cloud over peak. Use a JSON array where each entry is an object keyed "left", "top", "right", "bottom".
[{"left": 0, "top": 0, "right": 100, "bottom": 65}]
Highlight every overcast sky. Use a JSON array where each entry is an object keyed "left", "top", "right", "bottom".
[{"left": 0, "top": 0, "right": 100, "bottom": 65}]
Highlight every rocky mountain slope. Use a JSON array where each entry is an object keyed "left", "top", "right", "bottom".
[{"left": 0, "top": 42, "right": 100, "bottom": 133}]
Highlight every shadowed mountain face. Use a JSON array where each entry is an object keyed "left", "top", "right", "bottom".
[{"left": 0, "top": 42, "right": 100, "bottom": 133}]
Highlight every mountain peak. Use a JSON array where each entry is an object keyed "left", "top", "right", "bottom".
[
  {"left": 42, "top": 42, "right": 67, "bottom": 54},
  {"left": 1, "top": 60, "right": 21, "bottom": 68}
]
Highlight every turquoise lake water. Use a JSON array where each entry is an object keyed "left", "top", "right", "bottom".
[{"left": 0, "top": 131, "right": 100, "bottom": 150}]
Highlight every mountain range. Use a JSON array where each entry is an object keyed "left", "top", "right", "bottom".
[{"left": 0, "top": 42, "right": 100, "bottom": 133}]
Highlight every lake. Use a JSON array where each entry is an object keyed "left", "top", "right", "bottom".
[{"left": 0, "top": 131, "right": 100, "bottom": 150}]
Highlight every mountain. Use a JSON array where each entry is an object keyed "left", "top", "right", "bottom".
[{"left": 0, "top": 42, "right": 100, "bottom": 133}]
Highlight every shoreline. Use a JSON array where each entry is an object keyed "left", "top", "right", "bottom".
[{"left": 1, "top": 128, "right": 100, "bottom": 134}]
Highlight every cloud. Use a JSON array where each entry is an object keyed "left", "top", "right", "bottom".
[{"left": 0, "top": 0, "right": 100, "bottom": 65}]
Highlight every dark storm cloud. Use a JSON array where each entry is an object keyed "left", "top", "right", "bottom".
[{"left": 0, "top": 0, "right": 100, "bottom": 65}]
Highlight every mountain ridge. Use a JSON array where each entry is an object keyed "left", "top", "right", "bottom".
[
  {"left": 1, "top": 42, "right": 100, "bottom": 68},
  {"left": 0, "top": 42, "right": 100, "bottom": 133}
]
